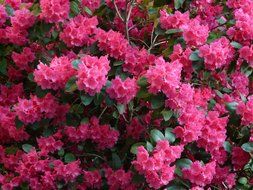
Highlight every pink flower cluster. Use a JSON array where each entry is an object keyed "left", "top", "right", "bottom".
[
  {"left": 96, "top": 29, "right": 129, "bottom": 60},
  {"left": 126, "top": 117, "right": 145, "bottom": 140},
  {"left": 199, "top": 37, "right": 234, "bottom": 70},
  {"left": 133, "top": 140, "right": 183, "bottom": 189},
  {"left": 181, "top": 19, "right": 209, "bottom": 47},
  {"left": 105, "top": 168, "right": 133, "bottom": 190},
  {"left": 0, "top": 5, "right": 7, "bottom": 27},
  {"left": 197, "top": 111, "right": 228, "bottom": 163},
  {"left": 15, "top": 93, "right": 69, "bottom": 124},
  {"left": 12, "top": 47, "right": 35, "bottom": 71},
  {"left": 65, "top": 117, "right": 119, "bottom": 150},
  {"left": 237, "top": 96, "right": 253, "bottom": 125},
  {"left": 160, "top": 10, "right": 189, "bottom": 30},
  {"left": 183, "top": 161, "right": 216, "bottom": 187},
  {"left": 34, "top": 56, "right": 76, "bottom": 90},
  {"left": 81, "top": 0, "right": 101, "bottom": 12},
  {"left": 77, "top": 55, "right": 110, "bottom": 95},
  {"left": 40, "top": 0, "right": 69, "bottom": 23},
  {"left": 60, "top": 15, "right": 98, "bottom": 47},
  {"left": 145, "top": 57, "right": 182, "bottom": 96},
  {"left": 37, "top": 136, "right": 63, "bottom": 156},
  {"left": 11, "top": 9, "right": 35, "bottom": 30},
  {"left": 239, "top": 45, "right": 253, "bottom": 67},
  {"left": 106, "top": 76, "right": 139, "bottom": 104}
]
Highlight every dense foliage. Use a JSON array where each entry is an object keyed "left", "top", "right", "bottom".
[{"left": 0, "top": 0, "right": 253, "bottom": 189}]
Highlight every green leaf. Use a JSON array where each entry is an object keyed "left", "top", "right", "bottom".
[
  {"left": 64, "top": 153, "right": 76, "bottom": 163},
  {"left": 167, "top": 185, "right": 187, "bottom": 190},
  {"left": 70, "top": 1, "right": 80, "bottom": 15},
  {"left": 230, "top": 41, "right": 242, "bottom": 49},
  {"left": 58, "top": 149, "right": 65, "bottom": 157},
  {"left": 161, "top": 110, "right": 173, "bottom": 121},
  {"left": 112, "top": 153, "right": 122, "bottom": 169},
  {"left": 65, "top": 77, "right": 77, "bottom": 93},
  {"left": 223, "top": 141, "right": 232, "bottom": 153},
  {"left": 137, "top": 77, "right": 148, "bottom": 87},
  {"left": 225, "top": 102, "right": 238, "bottom": 112},
  {"left": 242, "top": 142, "right": 253, "bottom": 153},
  {"left": 154, "top": 0, "right": 167, "bottom": 7},
  {"left": 217, "top": 17, "right": 226, "bottom": 25},
  {"left": 22, "top": 144, "right": 34, "bottom": 153},
  {"left": 174, "top": 0, "right": 185, "bottom": 9},
  {"left": 72, "top": 59, "right": 80, "bottom": 69},
  {"left": 150, "top": 129, "right": 165, "bottom": 143},
  {"left": 113, "top": 61, "right": 124, "bottom": 66},
  {"left": 176, "top": 158, "right": 193, "bottom": 169},
  {"left": 151, "top": 95, "right": 164, "bottom": 109},
  {"left": 0, "top": 58, "right": 7, "bottom": 75},
  {"left": 5, "top": 4, "right": 14, "bottom": 16},
  {"left": 130, "top": 142, "right": 145, "bottom": 154},
  {"left": 83, "top": 6, "right": 92, "bottom": 16},
  {"left": 165, "top": 28, "right": 182, "bottom": 35},
  {"left": 116, "top": 104, "right": 125, "bottom": 115},
  {"left": 94, "top": 93, "right": 103, "bottom": 105},
  {"left": 146, "top": 141, "right": 153, "bottom": 152},
  {"left": 238, "top": 177, "right": 248, "bottom": 185},
  {"left": 165, "top": 128, "right": 176, "bottom": 143},
  {"left": 189, "top": 50, "right": 201, "bottom": 61},
  {"left": 81, "top": 94, "right": 94, "bottom": 106},
  {"left": 15, "top": 117, "right": 24, "bottom": 129}
]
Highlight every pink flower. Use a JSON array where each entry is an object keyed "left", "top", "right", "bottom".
[
  {"left": 5, "top": 26, "right": 28, "bottom": 46},
  {"left": 60, "top": 15, "right": 98, "bottom": 47},
  {"left": 199, "top": 37, "right": 234, "bottom": 70},
  {"left": 160, "top": 10, "right": 189, "bottom": 30},
  {"left": 34, "top": 56, "right": 76, "bottom": 90},
  {"left": 96, "top": 29, "right": 129, "bottom": 60},
  {"left": 11, "top": 9, "right": 35, "bottom": 29},
  {"left": 231, "top": 71, "right": 249, "bottom": 96},
  {"left": 77, "top": 55, "right": 110, "bottom": 95},
  {"left": 65, "top": 124, "right": 90, "bottom": 143},
  {"left": 15, "top": 93, "right": 69, "bottom": 124},
  {"left": 239, "top": 45, "right": 253, "bottom": 67},
  {"left": 37, "top": 136, "right": 63, "bottom": 156},
  {"left": 183, "top": 161, "right": 216, "bottom": 187},
  {"left": 89, "top": 117, "right": 119, "bottom": 149},
  {"left": 0, "top": 5, "right": 8, "bottom": 27},
  {"left": 237, "top": 96, "right": 253, "bottom": 125},
  {"left": 145, "top": 57, "right": 182, "bottom": 96},
  {"left": 181, "top": 19, "right": 209, "bottom": 47},
  {"left": 126, "top": 117, "right": 145, "bottom": 140},
  {"left": 12, "top": 47, "right": 35, "bottom": 71},
  {"left": 40, "top": 0, "right": 70, "bottom": 23},
  {"left": 106, "top": 76, "right": 139, "bottom": 104},
  {"left": 132, "top": 141, "right": 182, "bottom": 189},
  {"left": 81, "top": 0, "right": 100, "bottom": 11},
  {"left": 232, "top": 147, "right": 250, "bottom": 170},
  {"left": 197, "top": 112, "right": 228, "bottom": 162},
  {"left": 105, "top": 168, "right": 132, "bottom": 190},
  {"left": 82, "top": 170, "right": 102, "bottom": 189}
]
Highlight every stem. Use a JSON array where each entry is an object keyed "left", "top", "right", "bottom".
[
  {"left": 98, "top": 106, "right": 108, "bottom": 119},
  {"left": 125, "top": 0, "right": 134, "bottom": 42},
  {"left": 113, "top": 0, "right": 124, "bottom": 22}
]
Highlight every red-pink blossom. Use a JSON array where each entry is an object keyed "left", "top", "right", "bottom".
[
  {"left": 199, "top": 37, "right": 234, "bottom": 70},
  {"left": 232, "top": 147, "right": 250, "bottom": 170},
  {"left": 34, "top": 56, "right": 76, "bottom": 90},
  {"left": 77, "top": 55, "right": 110, "bottom": 95},
  {"left": 183, "top": 161, "right": 216, "bottom": 187},
  {"left": 60, "top": 15, "right": 98, "bottom": 47},
  {"left": 12, "top": 47, "right": 35, "bottom": 71},
  {"left": 106, "top": 76, "right": 139, "bottom": 104},
  {"left": 145, "top": 57, "right": 182, "bottom": 96},
  {"left": 181, "top": 19, "right": 209, "bottom": 47},
  {"left": 40, "top": 0, "right": 70, "bottom": 23}
]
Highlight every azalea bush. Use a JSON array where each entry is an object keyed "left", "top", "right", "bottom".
[{"left": 1, "top": 0, "right": 253, "bottom": 189}]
